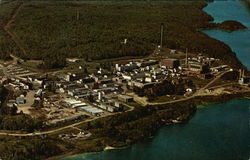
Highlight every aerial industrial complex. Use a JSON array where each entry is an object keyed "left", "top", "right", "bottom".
[
  {"left": 1, "top": 47, "right": 249, "bottom": 131},
  {"left": 0, "top": 1, "right": 250, "bottom": 159}
]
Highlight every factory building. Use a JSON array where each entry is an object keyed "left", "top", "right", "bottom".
[
  {"left": 59, "top": 72, "right": 87, "bottom": 82},
  {"left": 115, "top": 62, "right": 139, "bottom": 72},
  {"left": 160, "top": 58, "right": 180, "bottom": 69},
  {"left": 188, "top": 63, "right": 210, "bottom": 74},
  {"left": 63, "top": 99, "right": 104, "bottom": 115}
]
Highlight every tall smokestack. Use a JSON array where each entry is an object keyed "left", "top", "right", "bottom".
[
  {"left": 242, "top": 69, "right": 245, "bottom": 78},
  {"left": 160, "top": 23, "right": 164, "bottom": 48},
  {"left": 77, "top": 9, "right": 80, "bottom": 20},
  {"left": 239, "top": 69, "right": 242, "bottom": 79}
]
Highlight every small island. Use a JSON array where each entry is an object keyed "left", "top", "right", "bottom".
[
  {"left": 0, "top": 1, "right": 249, "bottom": 160},
  {"left": 206, "top": 20, "right": 247, "bottom": 32}
]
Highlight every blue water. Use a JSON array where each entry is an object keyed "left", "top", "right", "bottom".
[
  {"left": 61, "top": 1, "right": 250, "bottom": 160},
  {"left": 61, "top": 99, "right": 250, "bottom": 160},
  {"left": 203, "top": 1, "right": 250, "bottom": 70}
]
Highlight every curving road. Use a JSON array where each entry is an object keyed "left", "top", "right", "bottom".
[
  {"left": 0, "top": 103, "right": 134, "bottom": 137},
  {"left": 146, "top": 70, "right": 232, "bottom": 105},
  {"left": 0, "top": 70, "right": 234, "bottom": 137}
]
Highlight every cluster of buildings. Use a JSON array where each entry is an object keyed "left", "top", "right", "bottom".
[
  {"left": 56, "top": 54, "right": 230, "bottom": 110},
  {"left": 111, "top": 55, "right": 225, "bottom": 90},
  {"left": 185, "top": 55, "right": 221, "bottom": 79},
  {"left": 114, "top": 59, "right": 180, "bottom": 89},
  {"left": 63, "top": 98, "right": 104, "bottom": 116},
  {"left": 5, "top": 64, "right": 37, "bottom": 78},
  {"left": 1, "top": 51, "right": 249, "bottom": 127},
  {"left": 62, "top": 95, "right": 125, "bottom": 115},
  {"left": 56, "top": 73, "right": 128, "bottom": 114}
]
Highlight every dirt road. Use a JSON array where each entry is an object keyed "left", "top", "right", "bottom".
[{"left": 3, "top": 2, "right": 27, "bottom": 56}]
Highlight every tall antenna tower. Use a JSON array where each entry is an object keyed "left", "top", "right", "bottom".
[
  {"left": 160, "top": 23, "right": 164, "bottom": 48},
  {"left": 76, "top": 8, "right": 80, "bottom": 58}
]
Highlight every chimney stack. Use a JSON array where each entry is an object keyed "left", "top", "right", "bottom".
[
  {"left": 239, "top": 69, "right": 242, "bottom": 79},
  {"left": 77, "top": 9, "right": 80, "bottom": 20},
  {"left": 160, "top": 23, "right": 164, "bottom": 48}
]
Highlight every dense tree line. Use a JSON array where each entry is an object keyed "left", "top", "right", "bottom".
[
  {"left": 38, "top": 52, "right": 67, "bottom": 69},
  {"left": 0, "top": 95, "right": 196, "bottom": 160},
  {"left": 0, "top": 92, "right": 248, "bottom": 160},
  {"left": 83, "top": 101, "right": 196, "bottom": 144},
  {"left": 0, "top": 85, "right": 9, "bottom": 109},
  {"left": 0, "top": 85, "right": 14, "bottom": 115},
  {"left": 0, "top": 2, "right": 22, "bottom": 60},
  {"left": 0, "top": 1, "right": 241, "bottom": 69},
  {"left": 0, "top": 138, "right": 64, "bottom": 160},
  {"left": 0, "top": 113, "right": 43, "bottom": 132}
]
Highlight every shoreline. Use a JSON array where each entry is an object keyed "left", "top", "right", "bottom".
[
  {"left": 47, "top": 91, "right": 250, "bottom": 160},
  {"left": 1, "top": 1, "right": 250, "bottom": 160},
  {"left": 48, "top": 2, "right": 250, "bottom": 158}
]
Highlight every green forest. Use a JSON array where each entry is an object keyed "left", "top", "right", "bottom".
[
  {"left": 0, "top": 1, "right": 21, "bottom": 60},
  {"left": 0, "top": 1, "right": 244, "bottom": 69}
]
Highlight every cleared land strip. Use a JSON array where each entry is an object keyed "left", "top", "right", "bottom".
[{"left": 3, "top": 2, "right": 27, "bottom": 56}]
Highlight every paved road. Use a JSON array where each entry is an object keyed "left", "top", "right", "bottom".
[
  {"left": 207, "top": 82, "right": 237, "bottom": 90},
  {"left": 0, "top": 70, "right": 241, "bottom": 137},
  {"left": 0, "top": 103, "right": 134, "bottom": 137},
  {"left": 146, "top": 70, "right": 231, "bottom": 105}
]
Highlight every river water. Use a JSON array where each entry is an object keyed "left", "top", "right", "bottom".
[{"left": 61, "top": 1, "right": 250, "bottom": 160}]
